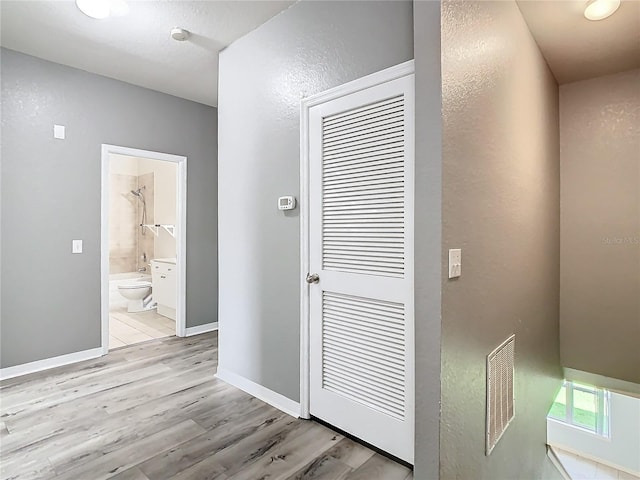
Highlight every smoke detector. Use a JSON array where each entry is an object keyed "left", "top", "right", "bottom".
[{"left": 170, "top": 27, "right": 190, "bottom": 42}]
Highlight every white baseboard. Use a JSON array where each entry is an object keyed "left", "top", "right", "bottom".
[
  {"left": 185, "top": 322, "right": 218, "bottom": 337},
  {"left": 0, "top": 347, "right": 104, "bottom": 381},
  {"left": 216, "top": 367, "right": 300, "bottom": 418}
]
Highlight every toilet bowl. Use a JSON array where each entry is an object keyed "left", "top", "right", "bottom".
[{"left": 117, "top": 277, "right": 156, "bottom": 313}]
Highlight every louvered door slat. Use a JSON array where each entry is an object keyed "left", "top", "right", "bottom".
[
  {"left": 324, "top": 149, "right": 404, "bottom": 167},
  {"left": 324, "top": 249, "right": 404, "bottom": 259},
  {"left": 324, "top": 195, "right": 403, "bottom": 206},
  {"left": 323, "top": 349, "right": 405, "bottom": 382},
  {"left": 324, "top": 136, "right": 405, "bottom": 156},
  {"left": 323, "top": 101, "right": 403, "bottom": 129},
  {"left": 325, "top": 219, "right": 404, "bottom": 226},
  {"left": 322, "top": 223, "right": 404, "bottom": 232},
  {"left": 324, "top": 259, "right": 404, "bottom": 270},
  {"left": 324, "top": 176, "right": 404, "bottom": 190},
  {"left": 321, "top": 292, "right": 406, "bottom": 420},
  {"left": 325, "top": 186, "right": 404, "bottom": 198},
  {"left": 324, "top": 213, "right": 404, "bottom": 221},
  {"left": 322, "top": 96, "right": 405, "bottom": 277},
  {"left": 324, "top": 144, "right": 404, "bottom": 162},
  {"left": 323, "top": 337, "right": 405, "bottom": 366},
  {"left": 323, "top": 309, "right": 405, "bottom": 334},
  {"left": 323, "top": 326, "right": 404, "bottom": 358},
  {"left": 323, "top": 381, "right": 404, "bottom": 419},
  {"left": 322, "top": 344, "right": 404, "bottom": 374},
  {"left": 324, "top": 157, "right": 405, "bottom": 175},
  {"left": 322, "top": 365, "right": 405, "bottom": 402},
  {"left": 324, "top": 322, "right": 404, "bottom": 347},
  {"left": 322, "top": 250, "right": 404, "bottom": 260},
  {"left": 323, "top": 125, "right": 405, "bottom": 149},
  {"left": 324, "top": 244, "right": 403, "bottom": 254},
  {"left": 323, "top": 96, "right": 403, "bottom": 124},
  {"left": 324, "top": 124, "right": 404, "bottom": 145},
  {"left": 323, "top": 111, "right": 404, "bottom": 138},
  {"left": 323, "top": 292, "right": 405, "bottom": 315}
]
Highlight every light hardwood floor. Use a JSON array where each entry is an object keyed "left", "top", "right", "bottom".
[{"left": 0, "top": 333, "right": 413, "bottom": 480}]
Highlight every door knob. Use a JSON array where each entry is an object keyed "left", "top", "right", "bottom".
[{"left": 306, "top": 273, "right": 320, "bottom": 284}]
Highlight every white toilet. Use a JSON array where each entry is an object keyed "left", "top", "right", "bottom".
[{"left": 117, "top": 276, "right": 156, "bottom": 313}]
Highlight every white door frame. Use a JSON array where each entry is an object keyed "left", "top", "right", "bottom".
[
  {"left": 299, "top": 60, "right": 415, "bottom": 419},
  {"left": 101, "top": 144, "right": 187, "bottom": 354}
]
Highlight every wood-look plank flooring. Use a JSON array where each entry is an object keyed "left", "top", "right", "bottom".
[{"left": 0, "top": 333, "right": 413, "bottom": 480}]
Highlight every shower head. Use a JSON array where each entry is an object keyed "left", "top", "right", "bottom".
[
  {"left": 130, "top": 187, "right": 146, "bottom": 206},
  {"left": 130, "top": 186, "right": 146, "bottom": 197}
]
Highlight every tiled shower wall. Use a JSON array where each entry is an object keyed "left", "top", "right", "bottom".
[
  {"left": 109, "top": 174, "right": 137, "bottom": 273},
  {"left": 109, "top": 172, "right": 154, "bottom": 274}
]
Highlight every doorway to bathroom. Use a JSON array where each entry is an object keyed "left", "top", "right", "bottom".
[{"left": 100, "top": 144, "right": 187, "bottom": 352}]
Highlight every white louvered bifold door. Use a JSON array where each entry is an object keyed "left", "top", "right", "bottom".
[{"left": 309, "top": 73, "right": 414, "bottom": 464}]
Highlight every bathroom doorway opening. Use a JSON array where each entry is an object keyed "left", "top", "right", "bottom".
[{"left": 100, "top": 144, "right": 187, "bottom": 352}]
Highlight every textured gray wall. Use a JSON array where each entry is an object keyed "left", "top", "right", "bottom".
[
  {"left": 560, "top": 69, "right": 640, "bottom": 384},
  {"left": 217, "top": 1, "right": 414, "bottom": 402},
  {"left": 413, "top": 1, "right": 442, "bottom": 479},
  {"left": 1, "top": 49, "right": 218, "bottom": 368},
  {"left": 440, "top": 1, "right": 562, "bottom": 479}
]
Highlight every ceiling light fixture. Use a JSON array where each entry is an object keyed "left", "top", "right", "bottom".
[
  {"left": 75, "top": 0, "right": 129, "bottom": 20},
  {"left": 584, "top": 0, "right": 621, "bottom": 21},
  {"left": 170, "top": 27, "right": 191, "bottom": 42}
]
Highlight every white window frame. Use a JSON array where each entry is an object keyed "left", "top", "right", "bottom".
[{"left": 549, "top": 380, "right": 611, "bottom": 438}]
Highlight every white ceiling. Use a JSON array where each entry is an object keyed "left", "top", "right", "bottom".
[
  {"left": 0, "top": 0, "right": 295, "bottom": 106},
  {"left": 2, "top": 1, "right": 637, "bottom": 106},
  {"left": 517, "top": 0, "right": 640, "bottom": 84}
]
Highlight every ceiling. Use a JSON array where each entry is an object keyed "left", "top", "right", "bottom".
[
  {"left": 0, "top": 0, "right": 295, "bottom": 106},
  {"left": 517, "top": 0, "right": 640, "bottom": 84},
  {"left": 2, "top": 1, "right": 638, "bottom": 106}
]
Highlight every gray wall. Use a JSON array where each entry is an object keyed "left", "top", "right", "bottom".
[
  {"left": 440, "top": 1, "right": 562, "bottom": 479},
  {"left": 217, "top": 1, "right": 414, "bottom": 402},
  {"left": 560, "top": 69, "right": 640, "bottom": 385},
  {"left": 1, "top": 49, "right": 218, "bottom": 368},
  {"left": 413, "top": 1, "right": 442, "bottom": 479}
]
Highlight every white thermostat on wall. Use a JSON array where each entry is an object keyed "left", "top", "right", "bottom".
[{"left": 277, "top": 196, "right": 296, "bottom": 211}]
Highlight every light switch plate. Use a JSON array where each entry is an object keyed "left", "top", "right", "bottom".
[
  {"left": 54, "top": 124, "right": 66, "bottom": 140},
  {"left": 72, "top": 239, "right": 83, "bottom": 254},
  {"left": 448, "top": 248, "right": 462, "bottom": 278}
]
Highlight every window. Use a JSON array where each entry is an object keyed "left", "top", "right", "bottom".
[{"left": 548, "top": 380, "right": 610, "bottom": 437}]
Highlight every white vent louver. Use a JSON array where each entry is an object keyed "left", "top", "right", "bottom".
[
  {"left": 321, "top": 291, "right": 406, "bottom": 420},
  {"left": 322, "top": 95, "right": 405, "bottom": 278},
  {"left": 486, "top": 334, "right": 515, "bottom": 455}
]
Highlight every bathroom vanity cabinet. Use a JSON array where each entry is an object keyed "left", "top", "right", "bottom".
[{"left": 151, "top": 258, "right": 176, "bottom": 321}]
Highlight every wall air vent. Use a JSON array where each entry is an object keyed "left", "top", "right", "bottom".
[{"left": 486, "top": 334, "right": 515, "bottom": 455}]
